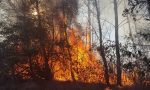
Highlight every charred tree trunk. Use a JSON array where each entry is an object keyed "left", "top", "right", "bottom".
[
  {"left": 94, "top": 0, "right": 110, "bottom": 85},
  {"left": 64, "top": 28, "right": 76, "bottom": 81},
  {"left": 113, "top": 0, "right": 122, "bottom": 86},
  {"left": 35, "top": 1, "right": 53, "bottom": 81},
  {"left": 21, "top": 2, "right": 35, "bottom": 80},
  {"left": 28, "top": 56, "right": 35, "bottom": 80},
  {"left": 62, "top": 1, "right": 76, "bottom": 81}
]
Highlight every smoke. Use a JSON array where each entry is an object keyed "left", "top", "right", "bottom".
[{"left": 45, "top": 0, "right": 78, "bottom": 18}]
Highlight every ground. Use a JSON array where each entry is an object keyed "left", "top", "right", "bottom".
[{"left": 0, "top": 80, "right": 150, "bottom": 90}]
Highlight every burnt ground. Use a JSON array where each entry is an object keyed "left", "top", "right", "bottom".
[{"left": 0, "top": 80, "right": 150, "bottom": 90}]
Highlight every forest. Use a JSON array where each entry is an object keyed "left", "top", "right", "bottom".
[{"left": 0, "top": 0, "right": 150, "bottom": 90}]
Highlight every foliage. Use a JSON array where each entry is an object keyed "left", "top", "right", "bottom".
[{"left": 123, "top": 0, "right": 150, "bottom": 21}]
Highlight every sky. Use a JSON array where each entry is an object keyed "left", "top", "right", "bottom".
[
  {"left": 77, "top": 0, "right": 133, "bottom": 45},
  {"left": 0, "top": 0, "right": 149, "bottom": 57},
  {"left": 0, "top": 0, "right": 132, "bottom": 43},
  {"left": 0, "top": 0, "right": 148, "bottom": 45}
]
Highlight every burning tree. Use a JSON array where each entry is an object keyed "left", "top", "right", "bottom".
[
  {"left": 0, "top": 0, "right": 135, "bottom": 88},
  {"left": 0, "top": 0, "right": 106, "bottom": 83}
]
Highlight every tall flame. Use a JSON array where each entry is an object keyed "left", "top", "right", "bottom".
[{"left": 13, "top": 7, "right": 134, "bottom": 86}]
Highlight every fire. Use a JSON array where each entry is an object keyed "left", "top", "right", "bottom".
[
  {"left": 12, "top": 25, "right": 134, "bottom": 86},
  {"left": 32, "top": 11, "right": 38, "bottom": 16},
  {"left": 12, "top": 8, "right": 134, "bottom": 86},
  {"left": 52, "top": 27, "right": 104, "bottom": 83}
]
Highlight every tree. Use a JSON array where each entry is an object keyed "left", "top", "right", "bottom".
[
  {"left": 34, "top": 0, "right": 53, "bottom": 81},
  {"left": 114, "top": 0, "right": 122, "bottom": 86},
  {"left": 94, "top": 0, "right": 110, "bottom": 85},
  {"left": 0, "top": 0, "right": 43, "bottom": 80},
  {"left": 0, "top": 0, "right": 79, "bottom": 81},
  {"left": 123, "top": 0, "right": 150, "bottom": 20}
]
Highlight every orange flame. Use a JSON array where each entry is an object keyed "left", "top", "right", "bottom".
[{"left": 12, "top": 11, "right": 134, "bottom": 86}]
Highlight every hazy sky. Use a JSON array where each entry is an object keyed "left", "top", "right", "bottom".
[
  {"left": 77, "top": 0, "right": 133, "bottom": 44},
  {"left": 0, "top": 0, "right": 143, "bottom": 43}
]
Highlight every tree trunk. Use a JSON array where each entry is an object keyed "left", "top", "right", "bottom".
[
  {"left": 94, "top": 0, "right": 110, "bottom": 85},
  {"left": 113, "top": 0, "right": 122, "bottom": 86},
  {"left": 62, "top": 5, "right": 76, "bottom": 81},
  {"left": 35, "top": 1, "right": 53, "bottom": 81},
  {"left": 21, "top": 3, "right": 35, "bottom": 80},
  {"left": 88, "top": 0, "right": 92, "bottom": 49}
]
